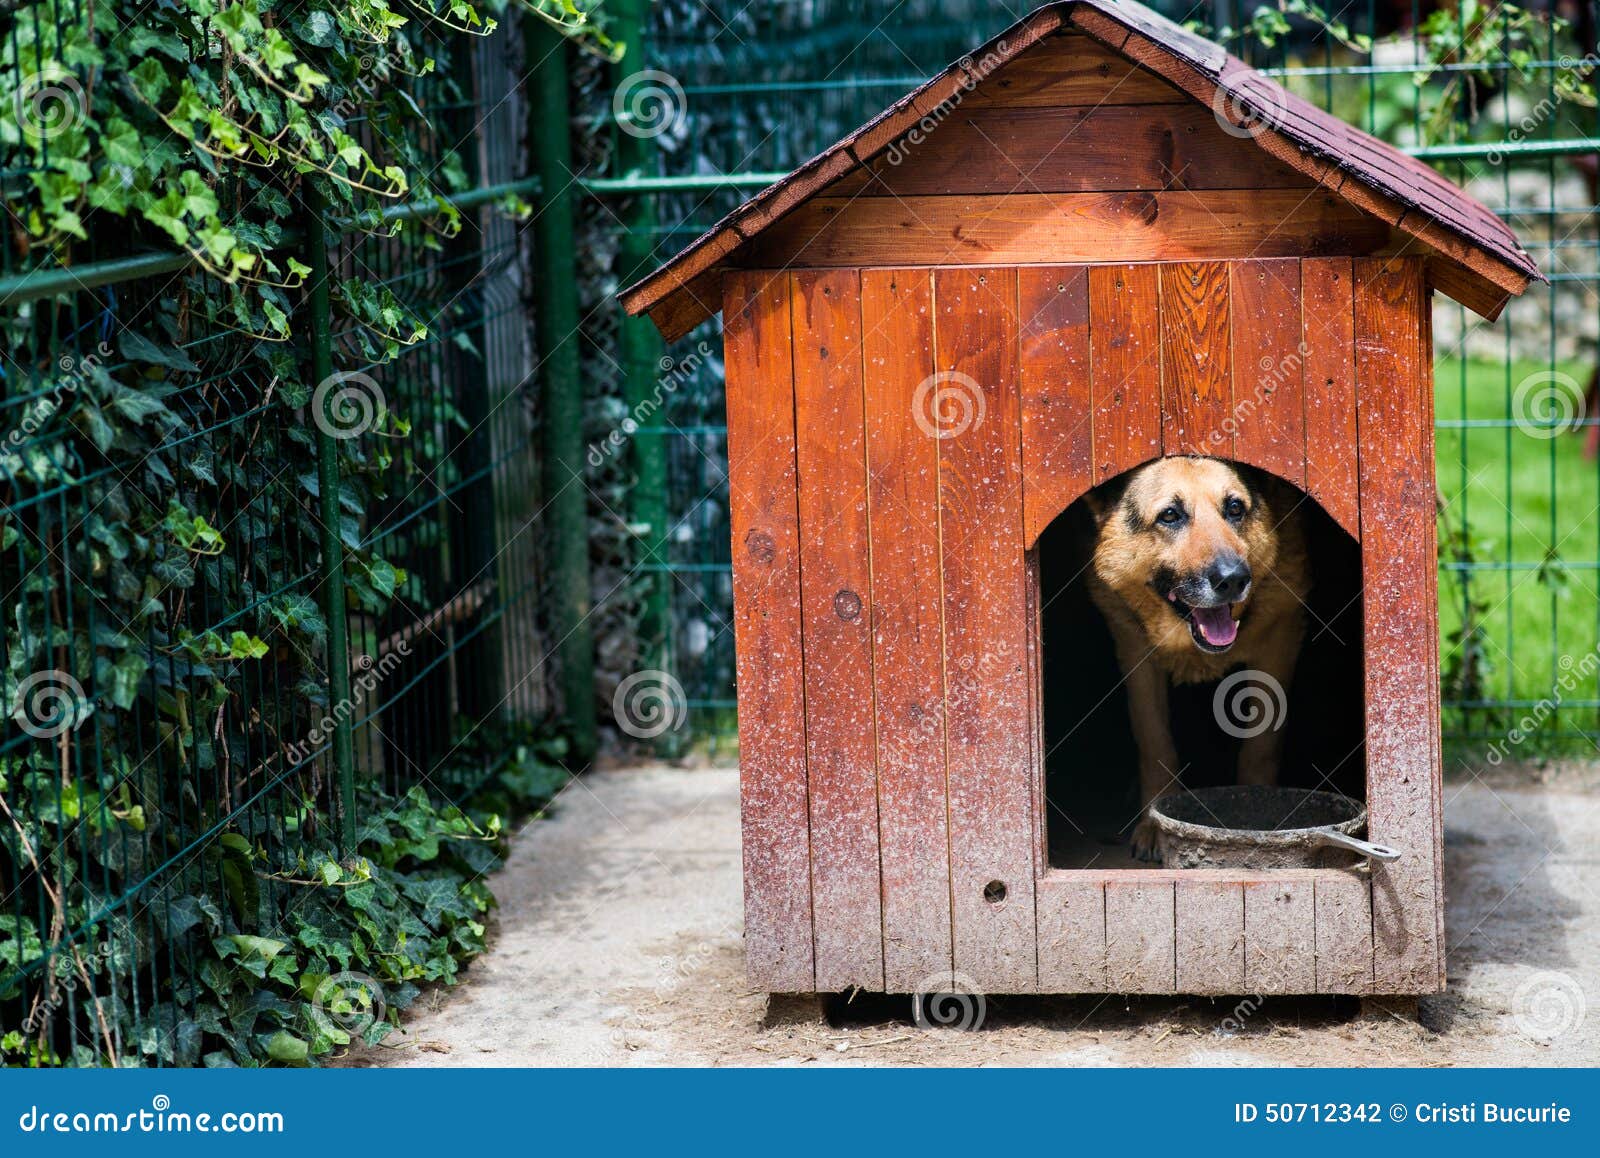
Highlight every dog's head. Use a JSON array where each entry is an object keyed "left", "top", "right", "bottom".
[{"left": 1087, "top": 457, "right": 1282, "bottom": 655}]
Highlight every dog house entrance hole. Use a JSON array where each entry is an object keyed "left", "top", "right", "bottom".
[{"left": 1035, "top": 469, "right": 1367, "bottom": 870}]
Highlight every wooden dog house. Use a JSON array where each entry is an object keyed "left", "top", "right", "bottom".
[{"left": 621, "top": 0, "right": 1540, "bottom": 997}]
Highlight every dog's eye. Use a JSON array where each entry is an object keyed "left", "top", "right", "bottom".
[
  {"left": 1224, "top": 497, "right": 1246, "bottom": 520},
  {"left": 1156, "top": 506, "right": 1183, "bottom": 526}
]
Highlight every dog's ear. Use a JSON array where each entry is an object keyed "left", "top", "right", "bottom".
[{"left": 1079, "top": 477, "right": 1127, "bottom": 527}]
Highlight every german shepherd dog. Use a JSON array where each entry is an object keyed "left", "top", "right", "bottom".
[{"left": 1085, "top": 457, "right": 1310, "bottom": 860}]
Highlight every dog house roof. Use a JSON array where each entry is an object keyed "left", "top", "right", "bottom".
[{"left": 619, "top": 0, "right": 1542, "bottom": 340}]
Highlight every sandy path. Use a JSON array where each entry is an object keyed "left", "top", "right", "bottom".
[{"left": 350, "top": 764, "right": 1598, "bottom": 1067}]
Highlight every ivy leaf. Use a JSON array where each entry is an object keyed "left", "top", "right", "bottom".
[
  {"left": 264, "top": 1031, "right": 309, "bottom": 1064},
  {"left": 119, "top": 330, "right": 199, "bottom": 372}
]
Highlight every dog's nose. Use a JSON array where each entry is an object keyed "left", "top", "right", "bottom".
[{"left": 1206, "top": 555, "right": 1252, "bottom": 602}]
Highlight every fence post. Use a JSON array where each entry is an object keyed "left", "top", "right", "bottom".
[
  {"left": 527, "top": 18, "right": 598, "bottom": 766},
  {"left": 305, "top": 183, "right": 357, "bottom": 845},
  {"left": 612, "top": 0, "right": 677, "bottom": 754}
]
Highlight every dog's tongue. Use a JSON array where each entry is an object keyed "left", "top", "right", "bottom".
[{"left": 1193, "top": 605, "right": 1238, "bottom": 647}]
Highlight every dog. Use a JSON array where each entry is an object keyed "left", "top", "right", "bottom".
[{"left": 1084, "top": 457, "right": 1310, "bottom": 861}]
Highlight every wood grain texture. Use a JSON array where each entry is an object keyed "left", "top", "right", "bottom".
[
  {"left": 860, "top": 268, "right": 953, "bottom": 992},
  {"left": 1159, "top": 261, "right": 1232, "bottom": 457},
  {"left": 963, "top": 33, "right": 1188, "bottom": 108},
  {"left": 1175, "top": 878, "right": 1245, "bottom": 994},
  {"left": 721, "top": 271, "right": 814, "bottom": 991},
  {"left": 1300, "top": 257, "right": 1360, "bottom": 538},
  {"left": 1089, "top": 263, "right": 1163, "bottom": 482},
  {"left": 1315, "top": 872, "right": 1375, "bottom": 993},
  {"left": 789, "top": 270, "right": 884, "bottom": 992},
  {"left": 1355, "top": 256, "right": 1443, "bottom": 993},
  {"left": 933, "top": 267, "right": 1038, "bottom": 992},
  {"left": 1106, "top": 879, "right": 1176, "bottom": 993},
  {"left": 1245, "top": 878, "right": 1317, "bottom": 993},
  {"left": 1229, "top": 259, "right": 1306, "bottom": 487},
  {"left": 1037, "top": 876, "right": 1108, "bottom": 991},
  {"left": 856, "top": 105, "right": 1313, "bottom": 197},
  {"left": 745, "top": 191, "right": 1392, "bottom": 271},
  {"left": 1019, "top": 267, "right": 1093, "bottom": 546}
]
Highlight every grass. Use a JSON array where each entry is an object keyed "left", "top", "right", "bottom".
[{"left": 1434, "top": 355, "right": 1600, "bottom": 759}]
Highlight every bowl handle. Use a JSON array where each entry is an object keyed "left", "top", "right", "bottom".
[{"left": 1313, "top": 829, "right": 1401, "bottom": 861}]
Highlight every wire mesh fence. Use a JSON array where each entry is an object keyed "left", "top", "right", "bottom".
[
  {"left": 612, "top": 0, "right": 1600, "bottom": 760},
  {"left": 1, "top": 7, "right": 554, "bottom": 1065}
]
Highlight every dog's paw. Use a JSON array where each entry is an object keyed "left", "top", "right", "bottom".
[{"left": 1130, "top": 816, "right": 1163, "bottom": 864}]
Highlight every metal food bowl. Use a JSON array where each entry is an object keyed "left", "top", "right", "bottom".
[{"left": 1149, "top": 785, "right": 1401, "bottom": 870}]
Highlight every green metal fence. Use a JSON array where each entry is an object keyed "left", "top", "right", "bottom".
[
  {"left": 605, "top": 0, "right": 1600, "bottom": 760},
  {"left": 1, "top": 6, "right": 559, "bottom": 1065}
]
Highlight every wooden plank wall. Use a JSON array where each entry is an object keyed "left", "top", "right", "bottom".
[{"left": 725, "top": 257, "right": 1439, "bottom": 996}]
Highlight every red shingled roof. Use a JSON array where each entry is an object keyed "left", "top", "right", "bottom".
[{"left": 621, "top": 0, "right": 1542, "bottom": 338}]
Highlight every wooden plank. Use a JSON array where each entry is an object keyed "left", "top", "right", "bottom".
[
  {"left": 1300, "top": 258, "right": 1360, "bottom": 538},
  {"left": 1355, "top": 256, "right": 1443, "bottom": 993},
  {"left": 860, "top": 268, "right": 952, "bottom": 992},
  {"left": 1245, "top": 878, "right": 1317, "bottom": 993},
  {"left": 789, "top": 269, "right": 883, "bottom": 992},
  {"left": 1037, "top": 876, "right": 1107, "bottom": 991},
  {"left": 962, "top": 33, "right": 1188, "bottom": 107},
  {"left": 1089, "top": 263, "right": 1162, "bottom": 483},
  {"left": 745, "top": 190, "right": 1393, "bottom": 271},
  {"left": 933, "top": 266, "right": 1038, "bottom": 993},
  {"left": 857, "top": 105, "right": 1313, "bottom": 197},
  {"left": 1175, "top": 878, "right": 1245, "bottom": 994},
  {"left": 1159, "top": 261, "right": 1232, "bottom": 457},
  {"left": 1314, "top": 872, "right": 1375, "bottom": 993},
  {"left": 1105, "top": 879, "right": 1175, "bottom": 993},
  {"left": 721, "top": 271, "right": 814, "bottom": 991},
  {"left": 1019, "top": 266, "right": 1093, "bottom": 546},
  {"left": 1229, "top": 259, "right": 1306, "bottom": 486}
]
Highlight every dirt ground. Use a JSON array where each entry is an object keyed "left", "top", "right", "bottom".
[{"left": 348, "top": 762, "right": 1598, "bottom": 1067}]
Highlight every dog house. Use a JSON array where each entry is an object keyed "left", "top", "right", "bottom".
[{"left": 621, "top": 0, "right": 1539, "bottom": 997}]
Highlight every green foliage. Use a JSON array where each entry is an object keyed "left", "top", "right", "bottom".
[
  {"left": 0, "top": 736, "right": 567, "bottom": 1067},
  {"left": 0, "top": 0, "right": 597, "bottom": 1066}
]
